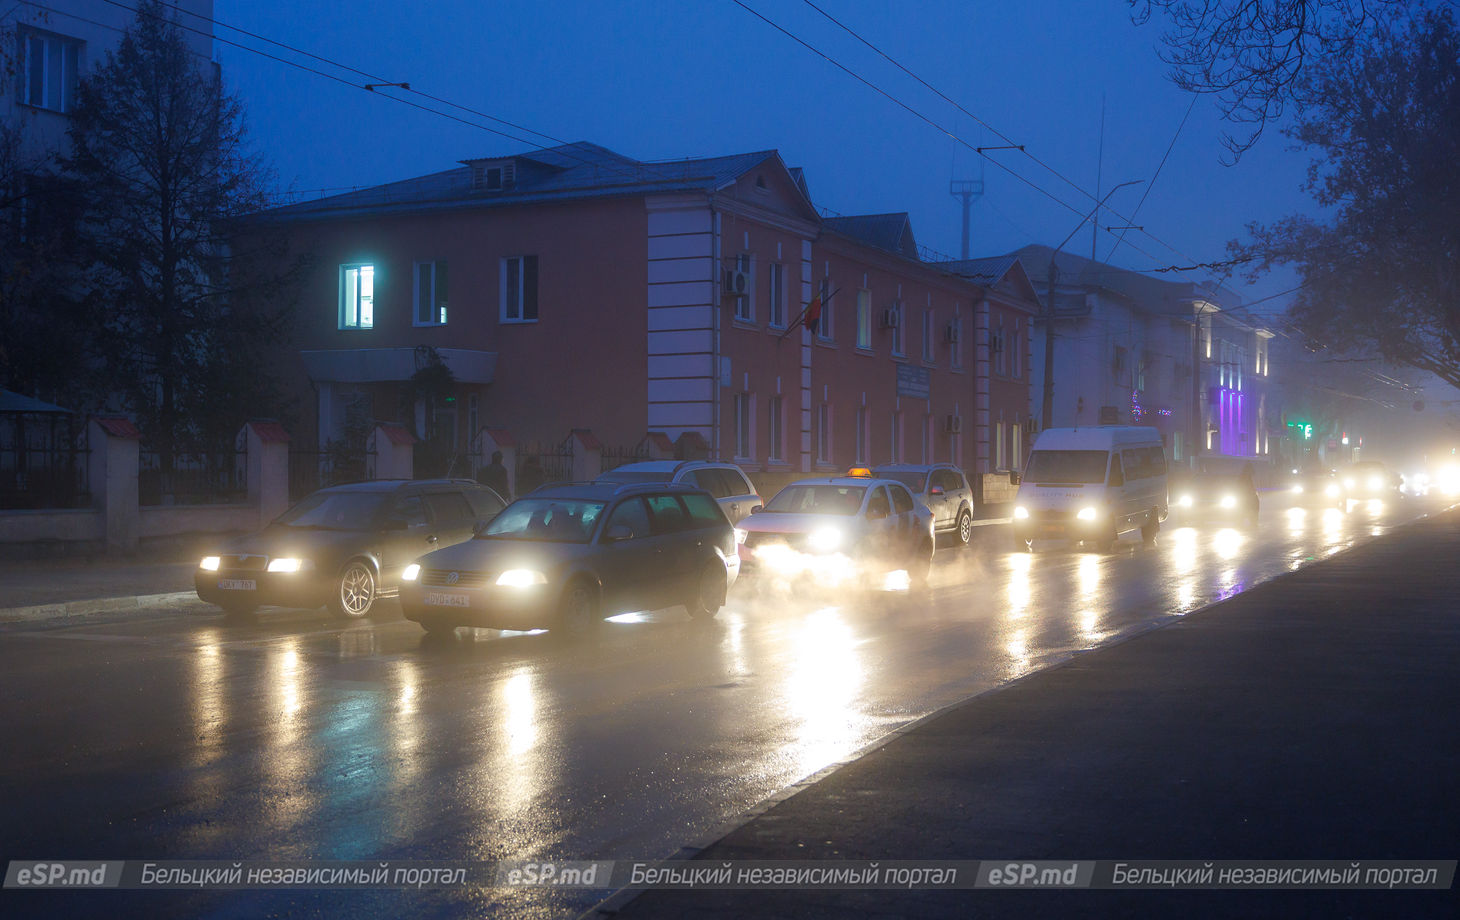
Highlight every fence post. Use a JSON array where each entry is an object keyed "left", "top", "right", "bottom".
[
  {"left": 475, "top": 428, "right": 517, "bottom": 498},
  {"left": 643, "top": 432, "right": 676, "bottom": 460},
  {"left": 569, "top": 429, "right": 602, "bottom": 481},
  {"left": 88, "top": 417, "right": 140, "bottom": 553},
  {"left": 369, "top": 424, "right": 415, "bottom": 479},
  {"left": 243, "top": 420, "right": 292, "bottom": 527}
]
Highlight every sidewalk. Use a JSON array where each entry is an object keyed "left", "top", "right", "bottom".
[
  {"left": 0, "top": 553, "right": 202, "bottom": 621},
  {"left": 597, "top": 510, "right": 1460, "bottom": 919}
]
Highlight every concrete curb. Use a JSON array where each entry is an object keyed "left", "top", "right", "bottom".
[{"left": 0, "top": 591, "right": 205, "bottom": 623}]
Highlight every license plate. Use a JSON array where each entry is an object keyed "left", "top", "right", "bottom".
[
  {"left": 1040, "top": 524, "right": 1062, "bottom": 534},
  {"left": 218, "top": 579, "right": 256, "bottom": 591},
  {"left": 424, "top": 591, "right": 470, "bottom": 607}
]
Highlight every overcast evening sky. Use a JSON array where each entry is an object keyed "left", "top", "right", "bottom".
[{"left": 214, "top": 0, "right": 1310, "bottom": 310}]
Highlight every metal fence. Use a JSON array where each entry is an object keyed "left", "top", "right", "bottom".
[
  {"left": 515, "top": 440, "right": 574, "bottom": 492},
  {"left": 139, "top": 446, "right": 248, "bottom": 506},
  {"left": 599, "top": 443, "right": 650, "bottom": 474},
  {"left": 288, "top": 443, "right": 371, "bottom": 503},
  {"left": 0, "top": 444, "right": 91, "bottom": 509}
]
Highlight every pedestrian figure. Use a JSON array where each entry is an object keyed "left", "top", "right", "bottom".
[{"left": 478, "top": 449, "right": 512, "bottom": 500}]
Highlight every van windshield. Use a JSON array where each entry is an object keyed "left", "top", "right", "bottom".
[{"left": 1024, "top": 450, "right": 1110, "bottom": 485}]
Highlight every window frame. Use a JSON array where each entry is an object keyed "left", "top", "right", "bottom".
[
  {"left": 856, "top": 290, "right": 872, "bottom": 350},
  {"left": 733, "top": 253, "right": 755, "bottom": 323},
  {"left": 500, "top": 254, "right": 539, "bottom": 323},
  {"left": 339, "top": 262, "right": 375, "bottom": 330},
  {"left": 767, "top": 395, "right": 784, "bottom": 462},
  {"left": 767, "top": 262, "right": 786, "bottom": 329},
  {"left": 413, "top": 260, "right": 448, "bottom": 326},
  {"left": 733, "top": 392, "right": 752, "bottom": 461},
  {"left": 921, "top": 309, "right": 935, "bottom": 363},
  {"left": 816, "top": 403, "right": 832, "bottom": 464},
  {"left": 815, "top": 278, "right": 834, "bottom": 342},
  {"left": 890, "top": 303, "right": 906, "bottom": 357},
  {"left": 20, "top": 29, "right": 80, "bottom": 113}
]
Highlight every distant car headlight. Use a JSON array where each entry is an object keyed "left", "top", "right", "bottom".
[
  {"left": 1219, "top": 495, "right": 1237, "bottom": 509},
  {"left": 1012, "top": 506, "right": 1030, "bottom": 520},
  {"left": 734, "top": 527, "right": 748, "bottom": 545},
  {"left": 809, "top": 526, "right": 845, "bottom": 552},
  {"left": 1076, "top": 506, "right": 1098, "bottom": 521},
  {"left": 1325, "top": 484, "right": 1340, "bottom": 498},
  {"left": 496, "top": 569, "right": 548, "bottom": 588},
  {"left": 199, "top": 555, "right": 220, "bottom": 571},
  {"left": 1177, "top": 494, "right": 1193, "bottom": 508},
  {"left": 267, "top": 557, "right": 304, "bottom": 573},
  {"left": 1367, "top": 475, "right": 1382, "bottom": 491},
  {"left": 402, "top": 563, "right": 420, "bottom": 582},
  {"left": 1290, "top": 485, "right": 1304, "bottom": 494}
]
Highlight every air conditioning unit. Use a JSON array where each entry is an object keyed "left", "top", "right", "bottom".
[
  {"left": 723, "top": 269, "right": 749, "bottom": 297},
  {"left": 944, "top": 414, "right": 962, "bottom": 434},
  {"left": 880, "top": 307, "right": 900, "bottom": 329},
  {"left": 943, "top": 322, "right": 960, "bottom": 344}
]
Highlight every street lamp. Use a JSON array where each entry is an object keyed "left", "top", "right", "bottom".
[{"left": 1039, "top": 180, "right": 1144, "bottom": 429}]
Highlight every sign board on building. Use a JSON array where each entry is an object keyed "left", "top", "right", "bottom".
[{"left": 896, "top": 364, "right": 930, "bottom": 400}]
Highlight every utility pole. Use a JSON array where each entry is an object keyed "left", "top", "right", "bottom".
[
  {"left": 949, "top": 179, "right": 983, "bottom": 260},
  {"left": 1040, "top": 179, "right": 1144, "bottom": 430}
]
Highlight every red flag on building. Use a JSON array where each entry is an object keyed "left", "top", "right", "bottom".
[{"left": 802, "top": 294, "right": 823, "bottom": 333}]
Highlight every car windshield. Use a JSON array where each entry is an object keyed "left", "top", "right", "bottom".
[
  {"left": 596, "top": 469, "right": 673, "bottom": 483},
  {"left": 875, "top": 471, "right": 927, "bottom": 492},
  {"left": 763, "top": 484, "right": 866, "bottom": 515},
  {"left": 1023, "top": 450, "right": 1109, "bottom": 484},
  {"left": 480, "top": 498, "right": 605, "bottom": 543},
  {"left": 273, "top": 491, "right": 385, "bottom": 530}
]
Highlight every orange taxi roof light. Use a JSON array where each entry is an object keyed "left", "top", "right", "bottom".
[{"left": 846, "top": 467, "right": 874, "bottom": 478}]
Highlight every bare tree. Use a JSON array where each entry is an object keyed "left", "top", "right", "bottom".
[{"left": 1131, "top": 0, "right": 1413, "bottom": 160}]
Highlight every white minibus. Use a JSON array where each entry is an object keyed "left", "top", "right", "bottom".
[{"left": 1011, "top": 426, "right": 1168, "bottom": 550}]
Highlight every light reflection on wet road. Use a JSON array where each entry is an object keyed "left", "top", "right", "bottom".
[{"left": 0, "top": 495, "right": 1445, "bottom": 918}]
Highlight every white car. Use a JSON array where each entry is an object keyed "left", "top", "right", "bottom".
[
  {"left": 736, "top": 475, "right": 935, "bottom": 589},
  {"left": 872, "top": 463, "right": 976, "bottom": 545},
  {"left": 596, "top": 460, "right": 762, "bottom": 525}
]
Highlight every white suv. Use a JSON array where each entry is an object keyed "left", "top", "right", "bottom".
[
  {"left": 596, "top": 461, "right": 762, "bottom": 524},
  {"left": 872, "top": 463, "right": 976, "bottom": 545}
]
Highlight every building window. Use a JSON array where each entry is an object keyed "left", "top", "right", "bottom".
[
  {"left": 890, "top": 411, "right": 903, "bottom": 462},
  {"left": 993, "top": 320, "right": 1007, "bottom": 376},
  {"left": 768, "top": 262, "right": 786, "bottom": 328},
  {"left": 890, "top": 303, "right": 905, "bottom": 356},
  {"left": 413, "top": 261, "right": 448, "bottom": 325},
  {"left": 995, "top": 422, "right": 1006, "bottom": 471},
  {"left": 817, "top": 403, "right": 832, "bottom": 463},
  {"left": 734, "top": 392, "right": 752, "bottom": 459},
  {"left": 950, "top": 313, "right": 963, "bottom": 369},
  {"left": 815, "top": 278, "right": 833, "bottom": 341},
  {"left": 733, "top": 253, "right": 755, "bottom": 322},
  {"left": 1012, "top": 419, "right": 1022, "bottom": 470},
  {"left": 1012, "top": 321, "right": 1021, "bottom": 378},
  {"left": 1113, "top": 345, "right": 1128, "bottom": 383},
  {"left": 767, "top": 396, "right": 783, "bottom": 461},
  {"left": 501, "top": 255, "right": 538, "bottom": 322},
  {"left": 21, "top": 30, "right": 80, "bottom": 113},
  {"left": 855, "top": 407, "right": 868, "bottom": 463},
  {"left": 856, "top": 290, "right": 871, "bottom": 349},
  {"left": 339, "top": 263, "right": 375, "bottom": 329},
  {"left": 922, "top": 310, "right": 934, "bottom": 362},
  {"left": 921, "top": 414, "right": 933, "bottom": 463}
]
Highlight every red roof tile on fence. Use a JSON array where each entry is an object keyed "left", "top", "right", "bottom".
[
  {"left": 646, "top": 432, "right": 675, "bottom": 453},
  {"left": 486, "top": 428, "right": 516, "bottom": 447},
  {"left": 248, "top": 421, "right": 292, "bottom": 444},
  {"left": 92, "top": 417, "right": 141, "bottom": 440},
  {"left": 377, "top": 423, "right": 416, "bottom": 446},
  {"left": 676, "top": 431, "right": 708, "bottom": 453},
  {"left": 572, "top": 429, "right": 602, "bottom": 450}
]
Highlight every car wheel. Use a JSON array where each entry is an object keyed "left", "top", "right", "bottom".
[
  {"left": 956, "top": 509, "right": 973, "bottom": 546},
  {"left": 329, "top": 559, "right": 376, "bottom": 618},
  {"left": 556, "top": 579, "right": 600, "bottom": 636},
  {"left": 685, "top": 561, "right": 726, "bottom": 619}
]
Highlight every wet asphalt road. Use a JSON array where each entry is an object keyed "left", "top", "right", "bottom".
[{"left": 0, "top": 494, "right": 1445, "bottom": 918}]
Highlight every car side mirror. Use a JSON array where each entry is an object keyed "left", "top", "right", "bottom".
[
  {"left": 604, "top": 523, "right": 634, "bottom": 542},
  {"left": 929, "top": 485, "right": 945, "bottom": 496},
  {"left": 749, "top": 504, "right": 763, "bottom": 515}
]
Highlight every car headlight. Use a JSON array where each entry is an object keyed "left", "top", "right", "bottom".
[
  {"left": 1076, "top": 506, "right": 1098, "bottom": 521},
  {"left": 808, "top": 526, "right": 845, "bottom": 552},
  {"left": 734, "top": 527, "right": 748, "bottom": 545},
  {"left": 1177, "top": 495, "right": 1193, "bottom": 508},
  {"left": 1219, "top": 495, "right": 1237, "bottom": 509},
  {"left": 1325, "top": 484, "right": 1340, "bottom": 498},
  {"left": 267, "top": 557, "right": 304, "bottom": 573},
  {"left": 199, "top": 555, "right": 220, "bottom": 571},
  {"left": 1012, "top": 506, "right": 1030, "bottom": 520},
  {"left": 1367, "top": 475, "right": 1382, "bottom": 491},
  {"left": 496, "top": 569, "right": 548, "bottom": 588},
  {"left": 1290, "top": 485, "right": 1303, "bottom": 494},
  {"left": 402, "top": 563, "right": 421, "bottom": 582}
]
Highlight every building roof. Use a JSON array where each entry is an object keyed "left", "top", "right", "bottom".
[
  {"left": 260, "top": 142, "right": 788, "bottom": 222},
  {"left": 246, "top": 420, "right": 291, "bottom": 444},
  {"left": 0, "top": 390, "right": 73, "bottom": 415},
  {"left": 938, "top": 255, "right": 1019, "bottom": 286},
  {"left": 93, "top": 417, "right": 141, "bottom": 439},
  {"left": 823, "top": 213, "right": 918, "bottom": 260},
  {"left": 375, "top": 423, "right": 416, "bottom": 446}
]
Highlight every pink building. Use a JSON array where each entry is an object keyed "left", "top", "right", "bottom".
[{"left": 253, "top": 142, "right": 1037, "bottom": 499}]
